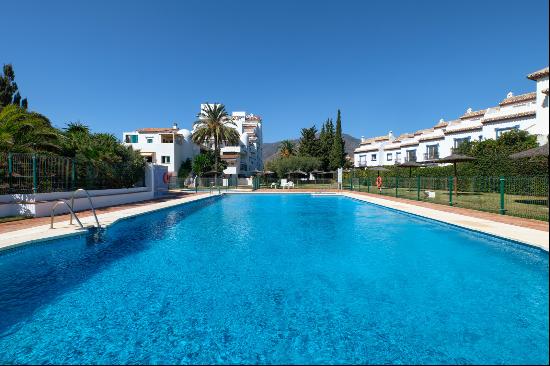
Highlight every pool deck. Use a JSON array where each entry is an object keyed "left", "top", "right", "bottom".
[{"left": 0, "top": 189, "right": 548, "bottom": 252}]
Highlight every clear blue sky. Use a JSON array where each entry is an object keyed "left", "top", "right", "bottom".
[{"left": 2, "top": 0, "right": 548, "bottom": 142}]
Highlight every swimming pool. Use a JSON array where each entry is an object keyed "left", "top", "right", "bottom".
[{"left": 0, "top": 194, "right": 548, "bottom": 364}]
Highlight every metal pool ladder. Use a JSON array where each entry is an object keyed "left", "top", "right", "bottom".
[
  {"left": 50, "top": 200, "right": 84, "bottom": 229},
  {"left": 69, "top": 189, "right": 100, "bottom": 228},
  {"left": 50, "top": 189, "right": 100, "bottom": 229}
]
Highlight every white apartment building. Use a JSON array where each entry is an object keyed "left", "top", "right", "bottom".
[
  {"left": 122, "top": 124, "right": 199, "bottom": 174},
  {"left": 354, "top": 66, "right": 549, "bottom": 167},
  {"left": 193, "top": 104, "right": 264, "bottom": 177}
]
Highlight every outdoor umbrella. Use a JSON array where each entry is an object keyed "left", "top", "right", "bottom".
[
  {"left": 509, "top": 143, "right": 549, "bottom": 160},
  {"left": 437, "top": 153, "right": 476, "bottom": 195},
  {"left": 396, "top": 161, "right": 423, "bottom": 178},
  {"left": 367, "top": 166, "right": 390, "bottom": 177},
  {"left": 250, "top": 169, "right": 263, "bottom": 176}
]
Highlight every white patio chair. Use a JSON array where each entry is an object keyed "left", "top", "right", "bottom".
[{"left": 280, "top": 179, "right": 288, "bottom": 189}]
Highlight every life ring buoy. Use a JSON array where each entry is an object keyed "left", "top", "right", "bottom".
[
  {"left": 163, "top": 172, "right": 171, "bottom": 184},
  {"left": 376, "top": 176, "right": 383, "bottom": 189}
]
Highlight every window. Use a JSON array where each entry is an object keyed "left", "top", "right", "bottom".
[
  {"left": 426, "top": 145, "right": 439, "bottom": 160},
  {"left": 146, "top": 137, "right": 153, "bottom": 144},
  {"left": 454, "top": 137, "right": 471, "bottom": 148},
  {"left": 161, "top": 156, "right": 171, "bottom": 164},
  {"left": 371, "top": 154, "right": 377, "bottom": 161},
  {"left": 125, "top": 134, "right": 138, "bottom": 143},
  {"left": 478, "top": 135, "right": 483, "bottom": 142},
  {"left": 406, "top": 149, "right": 417, "bottom": 162},
  {"left": 161, "top": 135, "right": 174, "bottom": 143},
  {"left": 386, "top": 153, "right": 393, "bottom": 161},
  {"left": 359, "top": 155, "right": 367, "bottom": 165},
  {"left": 395, "top": 152, "right": 401, "bottom": 162},
  {"left": 495, "top": 125, "right": 519, "bottom": 139}
]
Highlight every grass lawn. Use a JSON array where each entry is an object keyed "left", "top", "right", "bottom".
[{"left": 352, "top": 185, "right": 548, "bottom": 221}]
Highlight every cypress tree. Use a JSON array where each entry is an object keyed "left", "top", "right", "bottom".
[
  {"left": 319, "top": 118, "right": 334, "bottom": 171},
  {"left": 329, "top": 109, "right": 345, "bottom": 169}
]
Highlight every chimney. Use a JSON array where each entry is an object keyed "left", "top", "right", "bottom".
[
  {"left": 466, "top": 107, "right": 473, "bottom": 114},
  {"left": 388, "top": 131, "right": 394, "bottom": 140},
  {"left": 507, "top": 91, "right": 514, "bottom": 98},
  {"left": 172, "top": 122, "right": 178, "bottom": 130}
]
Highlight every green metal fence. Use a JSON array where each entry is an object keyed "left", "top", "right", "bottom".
[
  {"left": 347, "top": 175, "right": 549, "bottom": 221},
  {"left": 0, "top": 152, "right": 145, "bottom": 195}
]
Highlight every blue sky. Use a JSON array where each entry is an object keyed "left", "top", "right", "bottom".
[{"left": 2, "top": 0, "right": 548, "bottom": 142}]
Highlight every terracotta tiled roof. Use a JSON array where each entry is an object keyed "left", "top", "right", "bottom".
[
  {"left": 527, "top": 66, "right": 549, "bottom": 80},
  {"left": 499, "top": 92, "right": 536, "bottom": 106},
  {"left": 419, "top": 134, "right": 445, "bottom": 142},
  {"left": 400, "top": 140, "right": 420, "bottom": 147},
  {"left": 414, "top": 128, "right": 433, "bottom": 136},
  {"left": 383, "top": 144, "right": 402, "bottom": 150},
  {"left": 460, "top": 109, "right": 486, "bottom": 120},
  {"left": 359, "top": 135, "right": 388, "bottom": 145},
  {"left": 434, "top": 120, "right": 448, "bottom": 129},
  {"left": 137, "top": 128, "right": 176, "bottom": 133},
  {"left": 444, "top": 124, "right": 482, "bottom": 134},
  {"left": 481, "top": 110, "right": 536, "bottom": 124}
]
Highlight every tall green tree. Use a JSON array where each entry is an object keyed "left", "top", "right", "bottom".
[
  {"left": 318, "top": 118, "right": 334, "bottom": 171},
  {"left": 297, "top": 125, "right": 320, "bottom": 157},
  {"left": 278, "top": 140, "right": 295, "bottom": 158},
  {"left": 0, "top": 64, "right": 27, "bottom": 110},
  {"left": 329, "top": 109, "right": 346, "bottom": 169},
  {"left": 192, "top": 103, "right": 240, "bottom": 177}
]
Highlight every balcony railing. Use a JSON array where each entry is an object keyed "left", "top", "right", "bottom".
[{"left": 423, "top": 152, "right": 439, "bottom": 160}]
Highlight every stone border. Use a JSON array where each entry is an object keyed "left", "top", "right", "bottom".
[{"left": 0, "top": 192, "right": 219, "bottom": 253}]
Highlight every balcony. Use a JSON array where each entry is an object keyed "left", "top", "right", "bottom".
[{"left": 423, "top": 152, "right": 439, "bottom": 160}]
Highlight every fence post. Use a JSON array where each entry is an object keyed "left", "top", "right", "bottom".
[
  {"left": 350, "top": 169, "right": 354, "bottom": 191},
  {"left": 32, "top": 154, "right": 38, "bottom": 193},
  {"left": 71, "top": 159, "right": 76, "bottom": 190},
  {"left": 395, "top": 176, "right": 399, "bottom": 197},
  {"left": 8, "top": 152, "right": 13, "bottom": 190},
  {"left": 417, "top": 176, "right": 420, "bottom": 201},
  {"left": 448, "top": 176, "right": 453, "bottom": 206},
  {"left": 499, "top": 176, "right": 506, "bottom": 215},
  {"left": 367, "top": 177, "right": 370, "bottom": 193}
]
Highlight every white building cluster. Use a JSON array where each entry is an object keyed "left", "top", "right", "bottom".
[
  {"left": 122, "top": 105, "right": 263, "bottom": 178},
  {"left": 354, "top": 66, "right": 549, "bottom": 167}
]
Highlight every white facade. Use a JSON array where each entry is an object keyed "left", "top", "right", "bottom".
[
  {"left": 195, "top": 105, "right": 264, "bottom": 177},
  {"left": 354, "top": 66, "right": 549, "bottom": 167},
  {"left": 122, "top": 124, "right": 199, "bottom": 174}
]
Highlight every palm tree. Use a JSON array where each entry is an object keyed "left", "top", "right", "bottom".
[
  {"left": 192, "top": 103, "right": 240, "bottom": 183},
  {"left": 0, "top": 104, "right": 60, "bottom": 153},
  {"left": 279, "top": 140, "right": 295, "bottom": 158}
]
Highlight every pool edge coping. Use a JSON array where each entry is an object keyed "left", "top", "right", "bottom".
[{"left": 0, "top": 193, "right": 220, "bottom": 253}]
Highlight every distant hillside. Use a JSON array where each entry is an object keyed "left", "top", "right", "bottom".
[{"left": 262, "top": 133, "right": 361, "bottom": 162}]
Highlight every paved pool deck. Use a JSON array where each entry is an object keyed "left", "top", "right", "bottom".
[{"left": 0, "top": 189, "right": 548, "bottom": 252}]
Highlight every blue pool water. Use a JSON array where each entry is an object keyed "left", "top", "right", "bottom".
[{"left": 0, "top": 194, "right": 548, "bottom": 364}]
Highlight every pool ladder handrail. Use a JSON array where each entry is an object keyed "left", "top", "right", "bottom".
[
  {"left": 50, "top": 200, "right": 84, "bottom": 229},
  {"left": 69, "top": 188, "right": 100, "bottom": 228}
]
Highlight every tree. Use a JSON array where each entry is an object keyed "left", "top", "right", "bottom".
[
  {"left": 297, "top": 125, "right": 320, "bottom": 157},
  {"left": 0, "top": 104, "right": 60, "bottom": 153},
  {"left": 178, "top": 158, "right": 192, "bottom": 179},
  {"left": 192, "top": 152, "right": 214, "bottom": 177},
  {"left": 192, "top": 103, "right": 240, "bottom": 179},
  {"left": 0, "top": 64, "right": 27, "bottom": 110},
  {"left": 278, "top": 140, "right": 295, "bottom": 158},
  {"left": 265, "top": 155, "right": 321, "bottom": 177},
  {"left": 319, "top": 118, "right": 334, "bottom": 171},
  {"left": 329, "top": 109, "right": 345, "bottom": 169}
]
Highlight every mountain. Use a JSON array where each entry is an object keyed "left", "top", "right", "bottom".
[{"left": 262, "top": 133, "right": 361, "bottom": 162}]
